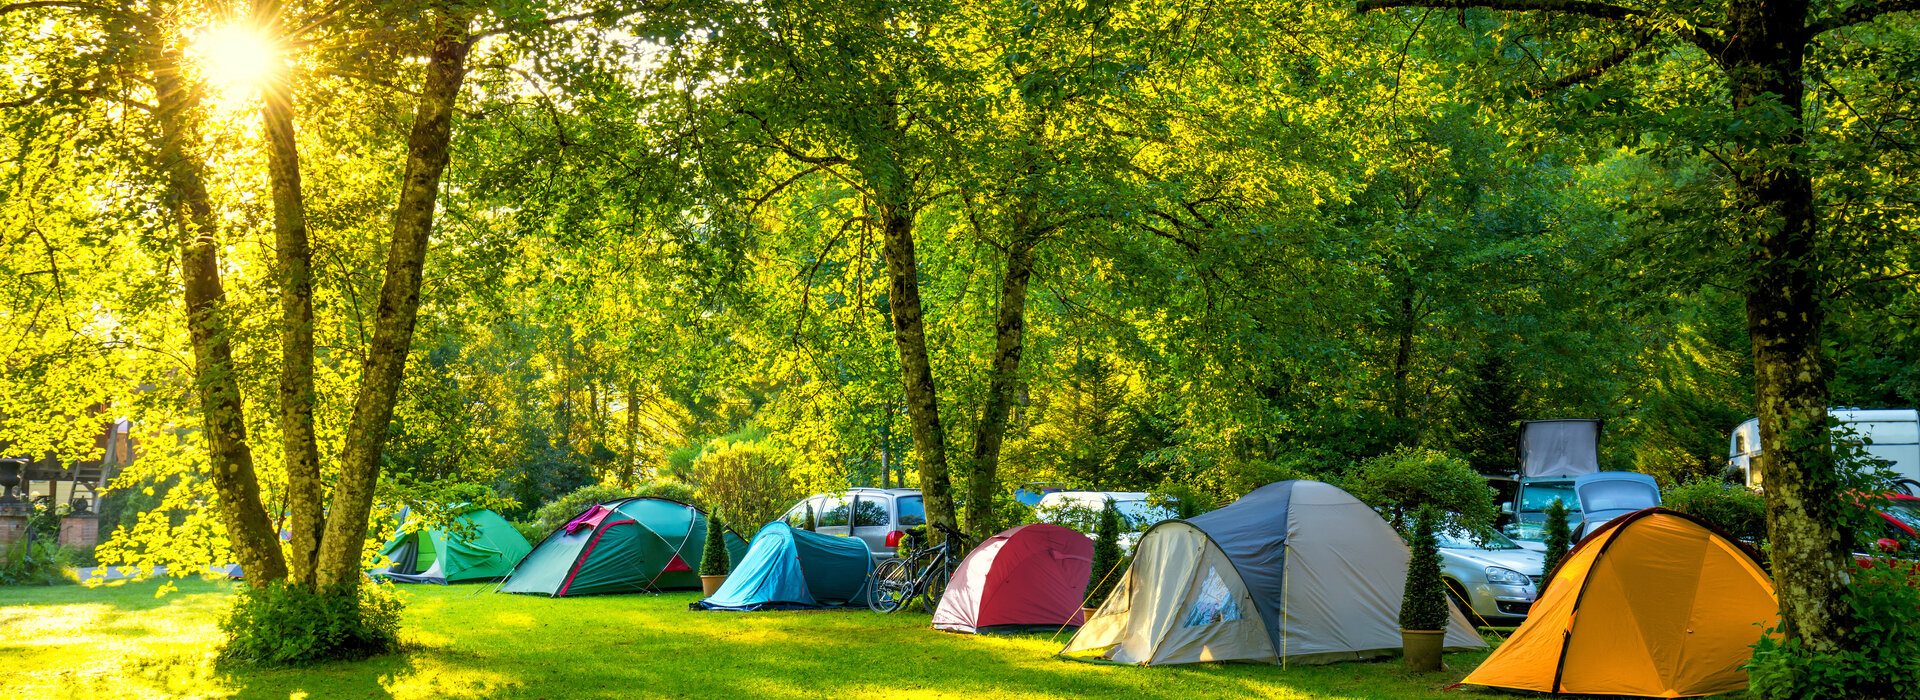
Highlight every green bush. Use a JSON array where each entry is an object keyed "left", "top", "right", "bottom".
[
  {"left": 1088, "top": 500, "right": 1126, "bottom": 607},
  {"left": 1147, "top": 481, "right": 1215, "bottom": 518},
  {"left": 510, "top": 520, "right": 547, "bottom": 545},
  {"left": 219, "top": 582, "right": 403, "bottom": 666},
  {"left": 1344, "top": 446, "right": 1496, "bottom": 536},
  {"left": 1748, "top": 564, "right": 1920, "bottom": 699},
  {"left": 1542, "top": 498, "right": 1572, "bottom": 581},
  {"left": 528, "top": 484, "right": 636, "bottom": 536},
  {"left": 1399, "top": 507, "right": 1447, "bottom": 631},
  {"left": 0, "top": 539, "right": 80, "bottom": 586},
  {"left": 687, "top": 439, "right": 801, "bottom": 532},
  {"left": 524, "top": 481, "right": 710, "bottom": 542},
  {"left": 1664, "top": 478, "right": 1767, "bottom": 545},
  {"left": 700, "top": 510, "right": 731, "bottom": 576}
]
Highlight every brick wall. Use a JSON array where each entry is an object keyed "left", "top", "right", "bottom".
[
  {"left": 0, "top": 513, "right": 26, "bottom": 560},
  {"left": 59, "top": 515, "right": 99, "bottom": 548}
]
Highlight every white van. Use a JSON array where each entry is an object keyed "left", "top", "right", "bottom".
[
  {"left": 1033, "top": 491, "right": 1176, "bottom": 552},
  {"left": 1730, "top": 408, "right": 1920, "bottom": 488}
]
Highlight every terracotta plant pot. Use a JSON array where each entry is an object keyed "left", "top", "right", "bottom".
[
  {"left": 1081, "top": 607, "right": 1099, "bottom": 621},
  {"left": 1402, "top": 629, "right": 1445, "bottom": 672},
  {"left": 700, "top": 574, "right": 728, "bottom": 597}
]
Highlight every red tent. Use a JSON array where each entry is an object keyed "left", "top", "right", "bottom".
[{"left": 933, "top": 523, "right": 1094, "bottom": 634}]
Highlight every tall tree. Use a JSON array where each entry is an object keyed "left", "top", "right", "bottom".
[{"left": 1357, "top": 0, "right": 1919, "bottom": 653}]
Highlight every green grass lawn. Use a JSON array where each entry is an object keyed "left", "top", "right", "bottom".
[{"left": 0, "top": 578, "right": 1735, "bottom": 699}]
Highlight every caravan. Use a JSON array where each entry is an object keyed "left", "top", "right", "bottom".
[{"left": 1729, "top": 408, "right": 1920, "bottom": 489}]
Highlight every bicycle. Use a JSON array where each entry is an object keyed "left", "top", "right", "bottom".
[{"left": 868, "top": 522, "right": 970, "bottom": 613}]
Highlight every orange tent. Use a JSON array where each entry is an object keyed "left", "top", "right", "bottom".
[{"left": 1462, "top": 508, "right": 1776, "bottom": 698}]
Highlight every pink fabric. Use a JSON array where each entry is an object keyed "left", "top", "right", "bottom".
[
  {"left": 557, "top": 518, "right": 636, "bottom": 595},
  {"left": 564, "top": 505, "right": 613, "bottom": 534},
  {"left": 933, "top": 523, "right": 1093, "bottom": 632}
]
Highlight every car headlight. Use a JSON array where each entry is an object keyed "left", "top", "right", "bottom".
[{"left": 1485, "top": 566, "right": 1531, "bottom": 586}]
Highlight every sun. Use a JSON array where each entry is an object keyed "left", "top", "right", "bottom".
[{"left": 192, "top": 25, "right": 277, "bottom": 97}]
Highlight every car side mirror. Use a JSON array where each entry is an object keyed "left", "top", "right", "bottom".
[
  {"left": 1876, "top": 538, "right": 1903, "bottom": 554},
  {"left": 1500, "top": 502, "right": 1514, "bottom": 515}
]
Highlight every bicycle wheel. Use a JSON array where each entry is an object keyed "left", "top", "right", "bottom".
[
  {"left": 918, "top": 556, "right": 952, "bottom": 613},
  {"left": 868, "top": 557, "right": 914, "bottom": 613}
]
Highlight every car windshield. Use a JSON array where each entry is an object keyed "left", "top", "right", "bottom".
[
  {"left": 1519, "top": 484, "right": 1581, "bottom": 513},
  {"left": 1114, "top": 500, "right": 1173, "bottom": 529},
  {"left": 896, "top": 496, "right": 925, "bottom": 527},
  {"left": 1436, "top": 529, "right": 1522, "bottom": 550},
  {"left": 1880, "top": 499, "right": 1920, "bottom": 534},
  {"left": 1579, "top": 480, "right": 1659, "bottom": 512}
]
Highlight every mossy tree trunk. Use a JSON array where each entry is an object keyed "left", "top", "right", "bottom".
[
  {"left": 965, "top": 234, "right": 1037, "bottom": 539},
  {"left": 256, "top": 0, "right": 325, "bottom": 588},
  {"left": 151, "top": 35, "right": 288, "bottom": 588},
  {"left": 315, "top": 14, "right": 475, "bottom": 588}
]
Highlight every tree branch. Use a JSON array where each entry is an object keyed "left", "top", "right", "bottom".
[
  {"left": 0, "top": 0, "right": 149, "bottom": 26},
  {"left": 1532, "top": 31, "right": 1654, "bottom": 93},
  {"left": 737, "top": 109, "right": 850, "bottom": 166},
  {"left": 1356, "top": 0, "right": 1725, "bottom": 57},
  {"left": 1809, "top": 0, "right": 1920, "bottom": 37},
  {"left": 1356, "top": 0, "right": 1646, "bottom": 22}
]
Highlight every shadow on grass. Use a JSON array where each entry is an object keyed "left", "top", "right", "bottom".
[{"left": 4, "top": 582, "right": 1748, "bottom": 699}]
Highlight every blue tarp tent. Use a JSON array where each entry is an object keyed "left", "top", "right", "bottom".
[{"left": 691, "top": 522, "right": 874, "bottom": 611}]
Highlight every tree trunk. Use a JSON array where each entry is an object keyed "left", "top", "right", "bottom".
[
  {"left": 1727, "top": 0, "right": 1850, "bottom": 652},
  {"left": 624, "top": 379, "right": 639, "bottom": 488},
  {"left": 256, "top": 0, "right": 324, "bottom": 588},
  {"left": 151, "top": 43, "right": 288, "bottom": 586},
  {"left": 966, "top": 238, "right": 1036, "bottom": 538},
  {"left": 1389, "top": 261, "right": 1415, "bottom": 424},
  {"left": 878, "top": 200, "right": 958, "bottom": 537},
  {"left": 314, "top": 16, "right": 474, "bottom": 588}
]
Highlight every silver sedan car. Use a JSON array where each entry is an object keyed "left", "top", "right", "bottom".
[{"left": 1438, "top": 529, "right": 1545, "bottom": 625}]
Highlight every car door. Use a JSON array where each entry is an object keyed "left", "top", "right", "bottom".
[
  {"left": 850, "top": 494, "right": 891, "bottom": 558},
  {"left": 780, "top": 498, "right": 819, "bottom": 530},
  {"left": 816, "top": 495, "right": 852, "bottom": 538}
]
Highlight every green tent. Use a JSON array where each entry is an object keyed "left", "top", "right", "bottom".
[
  {"left": 380, "top": 507, "right": 533, "bottom": 584},
  {"left": 499, "top": 497, "right": 749, "bottom": 597}
]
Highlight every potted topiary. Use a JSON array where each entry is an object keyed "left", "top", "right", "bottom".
[
  {"left": 1400, "top": 506, "right": 1448, "bottom": 672},
  {"left": 699, "top": 510, "right": 732, "bottom": 596},
  {"left": 1085, "top": 498, "right": 1124, "bottom": 620}
]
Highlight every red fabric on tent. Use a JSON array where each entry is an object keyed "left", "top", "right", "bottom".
[
  {"left": 934, "top": 523, "right": 1093, "bottom": 633},
  {"left": 564, "top": 505, "right": 613, "bottom": 534},
  {"left": 664, "top": 554, "right": 692, "bottom": 572}
]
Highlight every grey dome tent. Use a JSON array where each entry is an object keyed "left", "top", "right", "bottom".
[{"left": 1060, "top": 480, "right": 1485, "bottom": 665}]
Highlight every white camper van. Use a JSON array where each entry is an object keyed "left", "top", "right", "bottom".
[{"left": 1729, "top": 408, "right": 1920, "bottom": 488}]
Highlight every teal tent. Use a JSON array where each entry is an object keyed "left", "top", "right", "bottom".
[
  {"left": 380, "top": 507, "right": 532, "bottom": 584},
  {"left": 692, "top": 522, "right": 874, "bottom": 611},
  {"left": 500, "top": 497, "right": 748, "bottom": 597}
]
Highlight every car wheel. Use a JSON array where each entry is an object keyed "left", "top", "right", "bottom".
[{"left": 1442, "top": 579, "right": 1475, "bottom": 622}]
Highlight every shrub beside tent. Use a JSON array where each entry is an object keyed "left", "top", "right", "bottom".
[
  {"left": 691, "top": 522, "right": 874, "bottom": 611},
  {"left": 381, "top": 507, "right": 532, "bottom": 584},
  {"left": 499, "top": 497, "right": 747, "bottom": 597},
  {"left": 933, "top": 523, "right": 1093, "bottom": 634},
  {"left": 1461, "top": 508, "right": 1776, "bottom": 697},
  {"left": 1060, "top": 480, "right": 1483, "bottom": 665}
]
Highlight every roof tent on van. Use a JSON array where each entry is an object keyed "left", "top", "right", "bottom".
[{"left": 1519, "top": 419, "right": 1603, "bottom": 479}]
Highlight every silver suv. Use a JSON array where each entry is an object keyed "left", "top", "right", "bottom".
[{"left": 778, "top": 488, "right": 925, "bottom": 563}]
